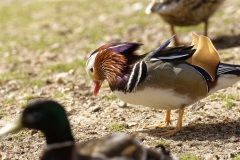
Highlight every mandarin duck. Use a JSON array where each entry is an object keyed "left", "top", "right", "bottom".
[
  {"left": 145, "top": 0, "right": 224, "bottom": 45},
  {"left": 86, "top": 33, "right": 240, "bottom": 136},
  {"left": 0, "top": 99, "right": 177, "bottom": 160}
]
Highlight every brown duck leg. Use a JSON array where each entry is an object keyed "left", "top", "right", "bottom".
[
  {"left": 144, "top": 110, "right": 171, "bottom": 129},
  {"left": 204, "top": 19, "right": 208, "bottom": 36},
  {"left": 158, "top": 108, "right": 184, "bottom": 136},
  {"left": 170, "top": 24, "right": 180, "bottom": 46}
]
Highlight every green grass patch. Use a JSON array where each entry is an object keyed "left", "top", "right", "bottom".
[
  {"left": 12, "top": 133, "right": 28, "bottom": 140},
  {"left": 196, "top": 111, "right": 206, "bottom": 116},
  {"left": 19, "top": 94, "right": 37, "bottom": 108},
  {"left": 0, "top": 72, "right": 45, "bottom": 87},
  {"left": 176, "top": 23, "right": 204, "bottom": 34},
  {"left": 208, "top": 93, "right": 225, "bottom": 101},
  {"left": 153, "top": 139, "right": 170, "bottom": 148},
  {"left": 222, "top": 101, "right": 236, "bottom": 110},
  {"left": 102, "top": 83, "right": 109, "bottom": 88},
  {"left": 23, "top": 79, "right": 45, "bottom": 87},
  {"left": 180, "top": 154, "right": 199, "bottom": 160},
  {"left": 105, "top": 94, "right": 117, "bottom": 101},
  {"left": 19, "top": 102, "right": 27, "bottom": 109},
  {"left": 107, "top": 123, "right": 126, "bottom": 131},
  {"left": 43, "top": 59, "right": 85, "bottom": 73},
  {"left": 3, "top": 98, "right": 16, "bottom": 105},
  {"left": 233, "top": 154, "right": 240, "bottom": 160},
  {"left": 208, "top": 93, "right": 237, "bottom": 110},
  {"left": 0, "top": 72, "right": 27, "bottom": 83},
  {"left": 76, "top": 135, "right": 88, "bottom": 140},
  {"left": 218, "top": 50, "right": 229, "bottom": 55},
  {"left": 23, "top": 94, "right": 36, "bottom": 101},
  {"left": 208, "top": 93, "right": 238, "bottom": 101},
  {"left": 53, "top": 92, "right": 65, "bottom": 98},
  {"left": 0, "top": 111, "right": 8, "bottom": 117}
]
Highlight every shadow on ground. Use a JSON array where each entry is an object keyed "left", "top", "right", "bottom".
[
  {"left": 140, "top": 121, "right": 240, "bottom": 141},
  {"left": 212, "top": 34, "right": 240, "bottom": 50}
]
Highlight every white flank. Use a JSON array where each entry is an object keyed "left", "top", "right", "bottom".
[
  {"left": 114, "top": 87, "right": 194, "bottom": 110},
  {"left": 208, "top": 74, "right": 240, "bottom": 95}
]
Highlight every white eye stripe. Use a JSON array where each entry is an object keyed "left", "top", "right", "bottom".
[{"left": 86, "top": 52, "right": 98, "bottom": 74}]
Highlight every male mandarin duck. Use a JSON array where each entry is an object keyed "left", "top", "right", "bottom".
[
  {"left": 86, "top": 33, "right": 240, "bottom": 136},
  {"left": 145, "top": 0, "right": 224, "bottom": 45},
  {"left": 0, "top": 100, "right": 176, "bottom": 160}
]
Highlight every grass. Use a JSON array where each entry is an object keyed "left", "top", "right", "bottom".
[
  {"left": 153, "top": 139, "right": 170, "bottom": 148},
  {"left": 234, "top": 154, "right": 240, "bottom": 160},
  {"left": 3, "top": 98, "right": 16, "bottom": 105},
  {"left": 196, "top": 111, "right": 206, "bottom": 116},
  {"left": 0, "top": 72, "right": 27, "bottom": 83},
  {"left": 107, "top": 123, "right": 126, "bottom": 131},
  {"left": 43, "top": 59, "right": 85, "bottom": 73},
  {"left": 222, "top": 101, "right": 236, "bottom": 110},
  {"left": 176, "top": 23, "right": 204, "bottom": 34},
  {"left": 53, "top": 92, "right": 65, "bottom": 98},
  {"left": 18, "top": 94, "right": 37, "bottom": 109},
  {"left": 76, "top": 135, "right": 88, "bottom": 140},
  {"left": 23, "top": 94, "right": 36, "bottom": 101},
  {"left": 0, "top": 111, "right": 8, "bottom": 117},
  {"left": 208, "top": 93, "right": 238, "bottom": 109},
  {"left": 208, "top": 93, "right": 227, "bottom": 101},
  {"left": 104, "top": 94, "right": 117, "bottom": 101},
  {"left": 12, "top": 132, "right": 28, "bottom": 140},
  {"left": 0, "top": 0, "right": 160, "bottom": 55},
  {"left": 180, "top": 154, "right": 199, "bottom": 160},
  {"left": 0, "top": 72, "right": 45, "bottom": 87},
  {"left": 19, "top": 102, "right": 27, "bottom": 109},
  {"left": 23, "top": 79, "right": 45, "bottom": 87}
]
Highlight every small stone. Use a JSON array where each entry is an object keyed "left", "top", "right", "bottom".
[
  {"left": 68, "top": 69, "right": 75, "bottom": 75},
  {"left": 55, "top": 73, "right": 68, "bottom": 84},
  {"left": 176, "top": 142, "right": 182, "bottom": 146},
  {"left": 191, "top": 117, "right": 202, "bottom": 123},
  {"left": 88, "top": 105, "right": 101, "bottom": 113},
  {"left": 66, "top": 106, "right": 73, "bottom": 112},
  {"left": 56, "top": 77, "right": 64, "bottom": 84},
  {"left": 237, "top": 82, "right": 240, "bottom": 89},
  {"left": 30, "top": 130, "right": 38, "bottom": 135},
  {"left": 127, "top": 122, "right": 137, "bottom": 127},
  {"left": 87, "top": 101, "right": 95, "bottom": 107},
  {"left": 118, "top": 101, "right": 127, "bottom": 108},
  {"left": 205, "top": 154, "right": 219, "bottom": 160},
  {"left": 102, "top": 126, "right": 107, "bottom": 130},
  {"left": 45, "top": 79, "right": 52, "bottom": 84},
  {"left": 131, "top": 2, "right": 143, "bottom": 11}
]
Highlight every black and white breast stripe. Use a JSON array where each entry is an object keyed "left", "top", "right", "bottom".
[
  {"left": 124, "top": 61, "right": 147, "bottom": 93},
  {"left": 217, "top": 63, "right": 240, "bottom": 75}
]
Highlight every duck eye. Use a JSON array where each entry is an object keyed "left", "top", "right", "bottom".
[{"left": 90, "top": 67, "right": 93, "bottom": 72}]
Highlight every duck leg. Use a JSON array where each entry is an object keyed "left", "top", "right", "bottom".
[
  {"left": 170, "top": 24, "right": 180, "bottom": 46},
  {"left": 158, "top": 108, "right": 184, "bottom": 136},
  {"left": 144, "top": 110, "right": 171, "bottom": 128},
  {"left": 204, "top": 19, "right": 208, "bottom": 36}
]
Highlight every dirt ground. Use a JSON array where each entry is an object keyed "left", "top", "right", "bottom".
[{"left": 0, "top": 0, "right": 239, "bottom": 160}]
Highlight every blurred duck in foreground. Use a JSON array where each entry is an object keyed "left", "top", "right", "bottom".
[
  {"left": 0, "top": 100, "right": 177, "bottom": 160},
  {"left": 145, "top": 0, "right": 225, "bottom": 45},
  {"left": 86, "top": 33, "right": 240, "bottom": 136}
]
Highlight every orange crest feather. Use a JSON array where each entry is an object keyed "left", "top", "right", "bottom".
[{"left": 94, "top": 50, "right": 128, "bottom": 85}]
